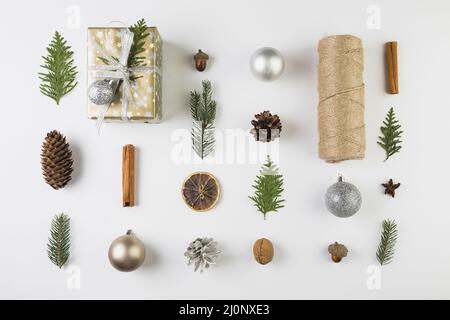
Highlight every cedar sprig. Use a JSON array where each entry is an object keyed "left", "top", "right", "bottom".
[
  {"left": 47, "top": 213, "right": 71, "bottom": 268},
  {"left": 190, "top": 80, "right": 217, "bottom": 159},
  {"left": 249, "top": 156, "right": 285, "bottom": 220},
  {"left": 39, "top": 31, "right": 78, "bottom": 105},
  {"left": 376, "top": 219, "right": 398, "bottom": 266},
  {"left": 377, "top": 107, "right": 403, "bottom": 161}
]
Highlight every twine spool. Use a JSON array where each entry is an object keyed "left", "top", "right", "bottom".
[{"left": 318, "top": 35, "right": 365, "bottom": 162}]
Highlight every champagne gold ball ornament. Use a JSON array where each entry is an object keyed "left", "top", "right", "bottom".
[
  {"left": 325, "top": 175, "right": 362, "bottom": 218},
  {"left": 88, "top": 80, "right": 115, "bottom": 105},
  {"left": 250, "top": 47, "right": 285, "bottom": 81},
  {"left": 108, "top": 230, "right": 145, "bottom": 272}
]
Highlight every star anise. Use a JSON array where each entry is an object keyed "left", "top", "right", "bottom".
[{"left": 382, "top": 179, "right": 400, "bottom": 198}]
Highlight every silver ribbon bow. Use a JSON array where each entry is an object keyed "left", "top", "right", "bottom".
[{"left": 89, "top": 28, "right": 160, "bottom": 132}]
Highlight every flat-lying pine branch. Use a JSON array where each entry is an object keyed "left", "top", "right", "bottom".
[
  {"left": 190, "top": 80, "right": 217, "bottom": 159},
  {"left": 47, "top": 213, "right": 71, "bottom": 268},
  {"left": 376, "top": 219, "right": 398, "bottom": 266}
]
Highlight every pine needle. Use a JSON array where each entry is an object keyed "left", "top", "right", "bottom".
[
  {"left": 38, "top": 31, "right": 78, "bottom": 105},
  {"left": 377, "top": 107, "right": 403, "bottom": 161},
  {"left": 376, "top": 219, "right": 398, "bottom": 266},
  {"left": 190, "top": 80, "right": 217, "bottom": 159},
  {"left": 47, "top": 213, "right": 71, "bottom": 268},
  {"left": 249, "top": 156, "right": 285, "bottom": 220}
]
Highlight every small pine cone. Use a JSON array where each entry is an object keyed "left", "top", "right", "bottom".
[
  {"left": 184, "top": 237, "right": 221, "bottom": 273},
  {"left": 251, "top": 111, "right": 282, "bottom": 142},
  {"left": 41, "top": 130, "right": 73, "bottom": 190}
]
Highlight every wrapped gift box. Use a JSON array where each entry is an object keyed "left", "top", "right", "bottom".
[{"left": 87, "top": 26, "right": 162, "bottom": 122}]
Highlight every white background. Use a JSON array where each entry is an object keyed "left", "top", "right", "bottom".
[{"left": 0, "top": 0, "right": 449, "bottom": 299}]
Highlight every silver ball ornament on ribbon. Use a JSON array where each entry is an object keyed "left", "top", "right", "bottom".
[
  {"left": 250, "top": 47, "right": 285, "bottom": 81},
  {"left": 88, "top": 80, "right": 115, "bottom": 105},
  {"left": 108, "top": 230, "right": 145, "bottom": 272},
  {"left": 325, "top": 176, "right": 362, "bottom": 218}
]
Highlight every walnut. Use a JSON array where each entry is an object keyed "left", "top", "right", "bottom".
[{"left": 253, "top": 238, "right": 274, "bottom": 265}]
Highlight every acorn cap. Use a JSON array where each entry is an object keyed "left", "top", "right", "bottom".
[
  {"left": 194, "top": 49, "right": 209, "bottom": 61},
  {"left": 328, "top": 242, "right": 348, "bottom": 258}
]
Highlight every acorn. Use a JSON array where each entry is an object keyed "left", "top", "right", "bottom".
[
  {"left": 328, "top": 242, "right": 348, "bottom": 263},
  {"left": 194, "top": 50, "right": 209, "bottom": 72}
]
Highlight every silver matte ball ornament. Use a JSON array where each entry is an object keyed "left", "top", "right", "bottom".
[
  {"left": 88, "top": 80, "right": 115, "bottom": 105},
  {"left": 325, "top": 176, "right": 362, "bottom": 218},
  {"left": 108, "top": 230, "right": 145, "bottom": 272},
  {"left": 250, "top": 47, "right": 285, "bottom": 81}
]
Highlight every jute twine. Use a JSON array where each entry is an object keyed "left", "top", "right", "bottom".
[{"left": 318, "top": 35, "right": 365, "bottom": 162}]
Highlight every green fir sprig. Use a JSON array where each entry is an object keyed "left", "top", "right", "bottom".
[
  {"left": 98, "top": 18, "right": 149, "bottom": 82},
  {"left": 190, "top": 80, "right": 217, "bottom": 159},
  {"left": 47, "top": 213, "right": 71, "bottom": 268},
  {"left": 127, "top": 18, "right": 149, "bottom": 68},
  {"left": 249, "top": 156, "right": 285, "bottom": 220},
  {"left": 39, "top": 31, "right": 78, "bottom": 105},
  {"left": 377, "top": 107, "right": 403, "bottom": 161},
  {"left": 376, "top": 219, "right": 398, "bottom": 266}
]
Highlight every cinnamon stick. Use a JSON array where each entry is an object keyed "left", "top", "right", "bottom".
[
  {"left": 386, "top": 41, "right": 399, "bottom": 94},
  {"left": 122, "top": 144, "right": 135, "bottom": 207}
]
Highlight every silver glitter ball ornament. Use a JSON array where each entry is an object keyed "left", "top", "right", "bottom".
[
  {"left": 88, "top": 80, "right": 115, "bottom": 105},
  {"left": 250, "top": 47, "right": 285, "bottom": 81},
  {"left": 325, "top": 176, "right": 362, "bottom": 218}
]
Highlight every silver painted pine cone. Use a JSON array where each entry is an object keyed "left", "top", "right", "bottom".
[{"left": 184, "top": 237, "right": 221, "bottom": 273}]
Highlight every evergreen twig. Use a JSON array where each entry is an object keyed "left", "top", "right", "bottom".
[
  {"left": 39, "top": 31, "right": 78, "bottom": 105},
  {"left": 98, "top": 18, "right": 149, "bottom": 80},
  {"left": 127, "top": 18, "right": 149, "bottom": 69},
  {"left": 190, "top": 80, "right": 217, "bottom": 159},
  {"left": 376, "top": 219, "right": 398, "bottom": 266},
  {"left": 47, "top": 213, "right": 71, "bottom": 268},
  {"left": 377, "top": 107, "right": 403, "bottom": 161},
  {"left": 249, "top": 156, "right": 285, "bottom": 220}
]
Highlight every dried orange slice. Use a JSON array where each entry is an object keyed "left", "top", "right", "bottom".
[{"left": 182, "top": 172, "right": 220, "bottom": 211}]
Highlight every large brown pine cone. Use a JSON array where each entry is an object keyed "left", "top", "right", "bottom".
[{"left": 41, "top": 130, "right": 73, "bottom": 190}]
